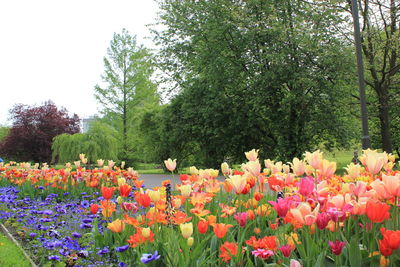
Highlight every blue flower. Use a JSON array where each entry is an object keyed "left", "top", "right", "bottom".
[
  {"left": 140, "top": 251, "right": 160, "bottom": 264},
  {"left": 72, "top": 232, "right": 82, "bottom": 238},
  {"left": 48, "top": 255, "right": 60, "bottom": 261},
  {"left": 118, "top": 262, "right": 128, "bottom": 267},
  {"left": 80, "top": 200, "right": 90, "bottom": 208},
  {"left": 115, "top": 245, "right": 129, "bottom": 252},
  {"left": 97, "top": 247, "right": 109, "bottom": 256}
]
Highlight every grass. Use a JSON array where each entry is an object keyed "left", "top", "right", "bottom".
[
  {"left": 324, "top": 149, "right": 355, "bottom": 174},
  {"left": 0, "top": 231, "right": 30, "bottom": 267}
]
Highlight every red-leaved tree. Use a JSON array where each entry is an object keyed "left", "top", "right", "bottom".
[{"left": 0, "top": 101, "right": 80, "bottom": 163}]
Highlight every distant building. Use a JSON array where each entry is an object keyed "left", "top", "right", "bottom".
[{"left": 82, "top": 117, "right": 96, "bottom": 133}]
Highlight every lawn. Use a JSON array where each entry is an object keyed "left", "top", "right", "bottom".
[{"left": 0, "top": 231, "right": 30, "bottom": 267}]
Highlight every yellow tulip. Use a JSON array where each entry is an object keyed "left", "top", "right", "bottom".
[{"left": 180, "top": 222, "right": 193, "bottom": 238}]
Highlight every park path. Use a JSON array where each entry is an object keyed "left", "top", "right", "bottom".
[{"left": 139, "top": 174, "right": 224, "bottom": 189}]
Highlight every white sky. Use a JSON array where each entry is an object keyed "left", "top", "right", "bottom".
[{"left": 0, "top": 0, "right": 160, "bottom": 126}]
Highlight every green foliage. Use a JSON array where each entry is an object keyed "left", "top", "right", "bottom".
[
  {"left": 152, "top": 0, "right": 359, "bottom": 166},
  {"left": 94, "top": 29, "right": 159, "bottom": 163},
  {"left": 52, "top": 121, "right": 120, "bottom": 163},
  {"left": 0, "top": 126, "right": 9, "bottom": 143}
]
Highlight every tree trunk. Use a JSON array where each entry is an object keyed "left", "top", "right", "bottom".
[{"left": 377, "top": 88, "right": 393, "bottom": 153}]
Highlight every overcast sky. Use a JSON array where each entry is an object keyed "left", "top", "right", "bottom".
[{"left": 0, "top": 0, "right": 160, "bottom": 125}]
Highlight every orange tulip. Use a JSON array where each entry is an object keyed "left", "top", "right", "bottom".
[
  {"left": 366, "top": 201, "right": 390, "bottom": 223},
  {"left": 290, "top": 202, "right": 319, "bottom": 226},
  {"left": 107, "top": 219, "right": 125, "bottom": 233},
  {"left": 197, "top": 220, "right": 209, "bottom": 234},
  {"left": 219, "top": 241, "right": 238, "bottom": 263},
  {"left": 100, "top": 200, "right": 116, "bottom": 218},
  {"left": 213, "top": 223, "right": 233, "bottom": 238},
  {"left": 119, "top": 184, "right": 132, "bottom": 198},
  {"left": 102, "top": 186, "right": 115, "bottom": 200}
]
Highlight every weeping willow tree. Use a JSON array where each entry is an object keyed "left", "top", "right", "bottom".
[{"left": 52, "top": 121, "right": 120, "bottom": 163}]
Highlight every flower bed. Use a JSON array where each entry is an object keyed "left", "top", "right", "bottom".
[{"left": 0, "top": 149, "right": 399, "bottom": 266}]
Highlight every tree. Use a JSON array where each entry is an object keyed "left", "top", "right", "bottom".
[
  {"left": 0, "top": 127, "right": 9, "bottom": 143},
  {"left": 0, "top": 101, "right": 80, "bottom": 163},
  {"left": 94, "top": 29, "right": 159, "bottom": 162},
  {"left": 339, "top": 0, "right": 400, "bottom": 153},
  {"left": 152, "top": 0, "right": 359, "bottom": 166},
  {"left": 52, "top": 120, "right": 120, "bottom": 164}
]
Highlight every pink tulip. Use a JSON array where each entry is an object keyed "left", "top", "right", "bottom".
[
  {"left": 279, "top": 245, "right": 292, "bottom": 258},
  {"left": 298, "top": 177, "right": 314, "bottom": 197},
  {"left": 269, "top": 198, "right": 292, "bottom": 217},
  {"left": 316, "top": 212, "right": 331, "bottom": 230},
  {"left": 328, "top": 240, "right": 346, "bottom": 255},
  {"left": 234, "top": 212, "right": 248, "bottom": 227},
  {"left": 290, "top": 259, "right": 302, "bottom": 267}
]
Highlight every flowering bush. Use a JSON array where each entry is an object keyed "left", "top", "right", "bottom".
[{"left": 0, "top": 149, "right": 400, "bottom": 266}]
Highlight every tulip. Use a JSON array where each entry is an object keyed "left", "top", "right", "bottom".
[
  {"left": 179, "top": 184, "right": 192, "bottom": 197},
  {"left": 318, "top": 159, "right": 336, "bottom": 178},
  {"left": 180, "top": 222, "right": 193, "bottom": 238},
  {"left": 117, "top": 196, "right": 123, "bottom": 205},
  {"left": 304, "top": 150, "right": 323, "bottom": 169},
  {"left": 241, "top": 161, "right": 258, "bottom": 176},
  {"left": 117, "top": 177, "right": 126, "bottom": 186},
  {"left": 142, "top": 227, "right": 151, "bottom": 238},
  {"left": 245, "top": 149, "right": 259, "bottom": 161},
  {"left": 298, "top": 177, "right": 314, "bottom": 197},
  {"left": 316, "top": 212, "right": 331, "bottom": 230},
  {"left": 234, "top": 212, "right": 248, "bottom": 227},
  {"left": 97, "top": 159, "right": 104, "bottom": 167},
  {"left": 189, "top": 166, "right": 199, "bottom": 175},
  {"left": 345, "top": 163, "right": 364, "bottom": 179},
  {"left": 290, "top": 158, "right": 306, "bottom": 176},
  {"left": 135, "top": 192, "right": 151, "bottom": 208},
  {"left": 328, "top": 240, "right": 346, "bottom": 255},
  {"left": 290, "top": 259, "right": 302, "bottom": 267},
  {"left": 102, "top": 186, "right": 115, "bottom": 200},
  {"left": 148, "top": 190, "right": 161, "bottom": 202},
  {"left": 197, "top": 220, "right": 209, "bottom": 234},
  {"left": 349, "top": 181, "right": 367, "bottom": 197},
  {"left": 164, "top": 158, "right": 177, "bottom": 172},
  {"left": 119, "top": 184, "right": 132, "bottom": 198},
  {"left": 121, "top": 161, "right": 125, "bottom": 169},
  {"left": 227, "top": 175, "right": 247, "bottom": 194},
  {"left": 366, "top": 201, "right": 390, "bottom": 223},
  {"left": 290, "top": 202, "right": 319, "bottom": 225},
  {"left": 90, "top": 204, "right": 99, "bottom": 214},
  {"left": 107, "top": 160, "right": 115, "bottom": 169},
  {"left": 268, "top": 197, "right": 292, "bottom": 217},
  {"left": 382, "top": 174, "right": 400, "bottom": 197},
  {"left": 380, "top": 228, "right": 400, "bottom": 250},
  {"left": 213, "top": 223, "right": 233, "bottom": 238},
  {"left": 65, "top": 162, "right": 71, "bottom": 168},
  {"left": 279, "top": 245, "right": 292, "bottom": 258},
  {"left": 74, "top": 161, "right": 81, "bottom": 168},
  {"left": 107, "top": 219, "right": 125, "bottom": 233},
  {"left": 187, "top": 237, "right": 194, "bottom": 247},
  {"left": 221, "top": 162, "right": 231, "bottom": 176}
]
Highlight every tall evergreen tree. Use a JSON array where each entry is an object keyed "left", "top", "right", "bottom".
[{"left": 94, "top": 29, "right": 159, "bottom": 162}]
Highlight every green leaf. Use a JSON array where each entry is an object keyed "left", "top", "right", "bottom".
[
  {"left": 313, "top": 251, "right": 326, "bottom": 267},
  {"left": 348, "top": 236, "right": 361, "bottom": 267}
]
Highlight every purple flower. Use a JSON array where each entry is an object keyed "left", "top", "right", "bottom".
[
  {"left": 72, "top": 232, "right": 82, "bottom": 238},
  {"left": 97, "top": 247, "right": 109, "bottom": 256},
  {"left": 118, "top": 262, "right": 128, "bottom": 267},
  {"left": 140, "top": 251, "right": 161, "bottom": 264},
  {"left": 48, "top": 255, "right": 60, "bottom": 261},
  {"left": 29, "top": 232, "right": 37, "bottom": 238},
  {"left": 115, "top": 245, "right": 129, "bottom": 252},
  {"left": 79, "top": 223, "right": 93, "bottom": 229},
  {"left": 80, "top": 200, "right": 90, "bottom": 208}
]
